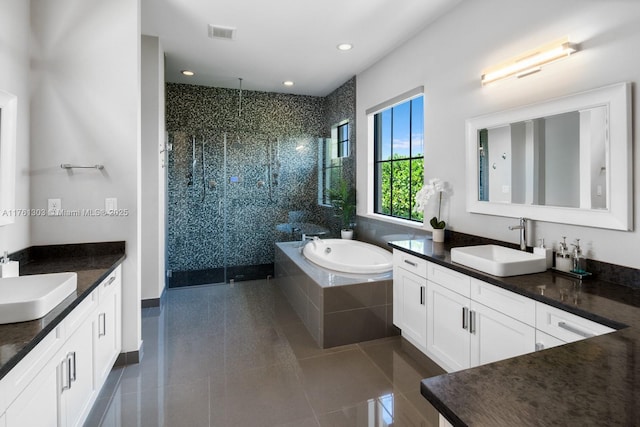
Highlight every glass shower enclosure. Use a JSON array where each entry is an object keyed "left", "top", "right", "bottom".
[{"left": 166, "top": 130, "right": 329, "bottom": 287}]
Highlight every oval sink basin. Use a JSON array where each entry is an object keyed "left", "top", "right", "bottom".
[
  {"left": 0, "top": 272, "right": 77, "bottom": 324},
  {"left": 450, "top": 245, "right": 546, "bottom": 277}
]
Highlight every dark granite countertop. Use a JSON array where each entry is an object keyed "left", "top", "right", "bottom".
[
  {"left": 389, "top": 239, "right": 640, "bottom": 427},
  {"left": 0, "top": 242, "right": 125, "bottom": 380}
]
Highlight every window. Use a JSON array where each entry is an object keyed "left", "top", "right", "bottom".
[
  {"left": 373, "top": 95, "right": 424, "bottom": 221},
  {"left": 318, "top": 121, "right": 349, "bottom": 205}
]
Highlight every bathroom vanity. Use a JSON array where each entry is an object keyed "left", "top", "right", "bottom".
[
  {"left": 390, "top": 239, "right": 639, "bottom": 426},
  {"left": 0, "top": 243, "right": 125, "bottom": 426}
]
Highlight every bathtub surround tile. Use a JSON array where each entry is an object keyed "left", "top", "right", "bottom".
[
  {"left": 86, "top": 279, "right": 439, "bottom": 426},
  {"left": 323, "top": 305, "right": 389, "bottom": 348},
  {"left": 323, "top": 280, "right": 389, "bottom": 312},
  {"left": 275, "top": 242, "right": 397, "bottom": 348}
]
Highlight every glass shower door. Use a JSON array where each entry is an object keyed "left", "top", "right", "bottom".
[{"left": 166, "top": 130, "right": 324, "bottom": 286}]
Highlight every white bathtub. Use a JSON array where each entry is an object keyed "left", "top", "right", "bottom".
[{"left": 302, "top": 238, "right": 393, "bottom": 274}]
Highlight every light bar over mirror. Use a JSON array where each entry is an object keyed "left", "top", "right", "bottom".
[{"left": 481, "top": 37, "right": 578, "bottom": 86}]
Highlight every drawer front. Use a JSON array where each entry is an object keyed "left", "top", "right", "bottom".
[
  {"left": 428, "top": 262, "right": 470, "bottom": 298},
  {"left": 98, "top": 266, "right": 121, "bottom": 302},
  {"left": 65, "top": 289, "right": 98, "bottom": 336},
  {"left": 535, "top": 302, "right": 615, "bottom": 343},
  {"left": 470, "top": 278, "right": 536, "bottom": 326},
  {"left": 393, "top": 250, "right": 428, "bottom": 279}
]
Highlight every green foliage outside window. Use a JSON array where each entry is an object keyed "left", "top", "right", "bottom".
[{"left": 379, "top": 154, "right": 424, "bottom": 221}]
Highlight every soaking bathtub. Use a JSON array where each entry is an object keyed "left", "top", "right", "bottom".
[
  {"left": 301, "top": 238, "right": 393, "bottom": 274},
  {"left": 274, "top": 240, "right": 398, "bottom": 348}
]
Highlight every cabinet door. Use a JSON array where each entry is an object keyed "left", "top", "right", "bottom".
[
  {"left": 94, "top": 275, "right": 122, "bottom": 390},
  {"left": 426, "top": 280, "right": 470, "bottom": 372},
  {"left": 394, "top": 267, "right": 427, "bottom": 352},
  {"left": 5, "top": 359, "right": 58, "bottom": 427},
  {"left": 470, "top": 301, "right": 536, "bottom": 367},
  {"left": 59, "top": 319, "right": 95, "bottom": 427}
]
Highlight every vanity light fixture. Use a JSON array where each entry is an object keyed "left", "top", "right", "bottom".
[
  {"left": 283, "top": 81, "right": 295, "bottom": 87},
  {"left": 481, "top": 37, "right": 578, "bottom": 86},
  {"left": 181, "top": 70, "right": 195, "bottom": 76},
  {"left": 337, "top": 43, "right": 353, "bottom": 51}
]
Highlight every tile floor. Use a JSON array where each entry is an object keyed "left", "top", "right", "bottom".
[{"left": 85, "top": 279, "right": 445, "bottom": 427}]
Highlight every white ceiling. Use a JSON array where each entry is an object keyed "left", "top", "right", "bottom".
[{"left": 142, "top": 0, "right": 461, "bottom": 97}]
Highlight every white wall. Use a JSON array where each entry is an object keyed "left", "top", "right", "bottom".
[
  {"left": 141, "top": 35, "right": 166, "bottom": 300},
  {"left": 0, "top": 0, "right": 30, "bottom": 252},
  {"left": 357, "top": 0, "right": 640, "bottom": 268},
  {"left": 30, "top": 0, "right": 141, "bottom": 353}
]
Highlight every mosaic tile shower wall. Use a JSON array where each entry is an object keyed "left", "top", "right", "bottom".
[{"left": 166, "top": 80, "right": 355, "bottom": 286}]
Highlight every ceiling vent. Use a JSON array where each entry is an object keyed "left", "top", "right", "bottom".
[{"left": 208, "top": 24, "right": 236, "bottom": 41}]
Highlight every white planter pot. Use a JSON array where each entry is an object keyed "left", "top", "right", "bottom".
[
  {"left": 341, "top": 229, "right": 354, "bottom": 239},
  {"left": 431, "top": 228, "right": 445, "bottom": 243}
]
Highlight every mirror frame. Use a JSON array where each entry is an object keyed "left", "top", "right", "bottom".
[
  {"left": 465, "top": 82, "right": 632, "bottom": 230},
  {"left": 0, "top": 90, "right": 17, "bottom": 226}
]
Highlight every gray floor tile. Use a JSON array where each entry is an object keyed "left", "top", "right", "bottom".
[{"left": 85, "top": 279, "right": 444, "bottom": 427}]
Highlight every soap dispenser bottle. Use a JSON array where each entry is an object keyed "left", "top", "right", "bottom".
[
  {"left": 533, "top": 238, "right": 553, "bottom": 269},
  {"left": 555, "top": 237, "right": 572, "bottom": 272},
  {"left": 571, "top": 239, "right": 587, "bottom": 274},
  {"left": 0, "top": 251, "right": 19, "bottom": 278}
]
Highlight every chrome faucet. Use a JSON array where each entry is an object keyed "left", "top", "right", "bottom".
[{"left": 508, "top": 217, "right": 527, "bottom": 251}]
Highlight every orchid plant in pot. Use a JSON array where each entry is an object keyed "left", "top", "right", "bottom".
[{"left": 414, "top": 178, "right": 451, "bottom": 242}]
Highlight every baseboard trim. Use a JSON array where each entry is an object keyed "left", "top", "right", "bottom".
[
  {"left": 141, "top": 287, "right": 167, "bottom": 308},
  {"left": 114, "top": 341, "right": 144, "bottom": 366}
]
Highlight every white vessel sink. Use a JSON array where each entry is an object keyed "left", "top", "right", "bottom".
[
  {"left": 450, "top": 245, "right": 546, "bottom": 277},
  {"left": 0, "top": 272, "right": 77, "bottom": 324}
]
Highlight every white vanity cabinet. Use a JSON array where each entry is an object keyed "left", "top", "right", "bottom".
[
  {"left": 0, "top": 265, "right": 122, "bottom": 427},
  {"left": 392, "top": 249, "right": 617, "bottom": 374},
  {"left": 57, "top": 319, "right": 95, "bottom": 427},
  {"left": 426, "top": 280, "right": 471, "bottom": 371},
  {"left": 425, "top": 264, "right": 535, "bottom": 372},
  {"left": 94, "top": 267, "right": 122, "bottom": 389},
  {"left": 3, "top": 322, "right": 67, "bottom": 427},
  {"left": 4, "top": 352, "right": 58, "bottom": 427},
  {"left": 393, "top": 251, "right": 428, "bottom": 352}
]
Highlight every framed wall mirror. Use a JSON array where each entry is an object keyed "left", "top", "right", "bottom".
[
  {"left": 465, "top": 82, "right": 632, "bottom": 230},
  {"left": 0, "top": 90, "right": 17, "bottom": 226}
]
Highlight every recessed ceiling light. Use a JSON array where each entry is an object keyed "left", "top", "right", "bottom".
[
  {"left": 283, "top": 81, "right": 294, "bottom": 87},
  {"left": 337, "top": 43, "right": 353, "bottom": 51},
  {"left": 181, "top": 70, "right": 195, "bottom": 76}
]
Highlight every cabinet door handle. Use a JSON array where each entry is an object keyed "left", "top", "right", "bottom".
[
  {"left": 107, "top": 275, "right": 116, "bottom": 286},
  {"left": 404, "top": 259, "right": 417, "bottom": 267},
  {"left": 420, "top": 286, "right": 425, "bottom": 305},
  {"left": 469, "top": 310, "right": 477, "bottom": 334},
  {"left": 558, "top": 321, "right": 594, "bottom": 338},
  {"left": 69, "top": 351, "right": 77, "bottom": 383},
  {"left": 462, "top": 307, "right": 469, "bottom": 330},
  {"left": 61, "top": 359, "right": 71, "bottom": 392},
  {"left": 99, "top": 312, "right": 107, "bottom": 337}
]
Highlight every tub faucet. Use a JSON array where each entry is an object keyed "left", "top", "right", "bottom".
[
  {"left": 301, "top": 234, "right": 319, "bottom": 242},
  {"left": 508, "top": 217, "right": 527, "bottom": 251}
]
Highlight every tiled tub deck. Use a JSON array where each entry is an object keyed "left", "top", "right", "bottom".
[{"left": 274, "top": 241, "right": 398, "bottom": 348}]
